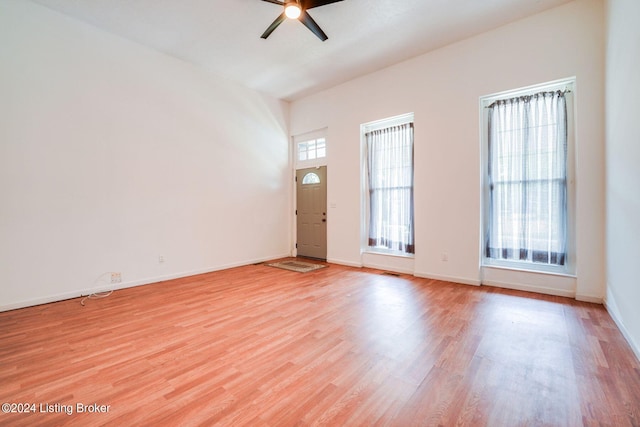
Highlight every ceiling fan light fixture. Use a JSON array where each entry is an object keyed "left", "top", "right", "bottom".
[
  {"left": 284, "top": 2, "right": 301, "bottom": 19},
  {"left": 260, "top": 0, "right": 341, "bottom": 41}
]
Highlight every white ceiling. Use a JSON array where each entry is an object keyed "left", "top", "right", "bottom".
[{"left": 30, "top": 0, "right": 572, "bottom": 101}]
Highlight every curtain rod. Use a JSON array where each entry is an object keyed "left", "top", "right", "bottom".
[{"left": 485, "top": 89, "right": 571, "bottom": 109}]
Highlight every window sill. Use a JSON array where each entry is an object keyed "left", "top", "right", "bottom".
[{"left": 482, "top": 260, "right": 576, "bottom": 278}]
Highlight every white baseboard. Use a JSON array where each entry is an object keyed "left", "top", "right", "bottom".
[
  {"left": 413, "top": 271, "right": 481, "bottom": 286},
  {"left": 575, "top": 294, "right": 604, "bottom": 304},
  {"left": 362, "top": 262, "right": 414, "bottom": 275},
  {"left": 0, "top": 253, "right": 290, "bottom": 313},
  {"left": 326, "top": 258, "right": 362, "bottom": 268},
  {"left": 0, "top": 290, "right": 89, "bottom": 313},
  {"left": 605, "top": 286, "right": 640, "bottom": 363},
  {"left": 481, "top": 279, "right": 576, "bottom": 298}
]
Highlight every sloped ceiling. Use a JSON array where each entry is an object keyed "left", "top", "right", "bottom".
[{"left": 30, "top": 0, "right": 572, "bottom": 101}]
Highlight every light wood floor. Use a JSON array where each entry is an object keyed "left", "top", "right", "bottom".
[{"left": 1, "top": 261, "right": 639, "bottom": 426}]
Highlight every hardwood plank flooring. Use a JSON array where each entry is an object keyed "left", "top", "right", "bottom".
[{"left": 1, "top": 261, "right": 639, "bottom": 426}]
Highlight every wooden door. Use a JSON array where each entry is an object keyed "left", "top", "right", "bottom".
[{"left": 296, "top": 166, "right": 327, "bottom": 260}]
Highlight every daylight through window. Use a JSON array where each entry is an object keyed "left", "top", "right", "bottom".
[
  {"left": 363, "top": 117, "right": 415, "bottom": 255},
  {"left": 298, "top": 138, "right": 326, "bottom": 162},
  {"left": 484, "top": 84, "right": 572, "bottom": 270}
]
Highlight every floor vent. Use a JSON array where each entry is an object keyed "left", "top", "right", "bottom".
[{"left": 382, "top": 271, "right": 401, "bottom": 277}]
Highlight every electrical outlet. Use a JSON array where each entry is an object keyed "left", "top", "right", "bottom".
[
  {"left": 159, "top": 255, "right": 164, "bottom": 264},
  {"left": 441, "top": 253, "right": 449, "bottom": 262},
  {"left": 110, "top": 272, "right": 122, "bottom": 283}
]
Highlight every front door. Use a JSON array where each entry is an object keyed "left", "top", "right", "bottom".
[{"left": 296, "top": 166, "right": 327, "bottom": 260}]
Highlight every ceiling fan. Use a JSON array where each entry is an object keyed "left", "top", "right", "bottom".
[{"left": 260, "top": 0, "right": 345, "bottom": 42}]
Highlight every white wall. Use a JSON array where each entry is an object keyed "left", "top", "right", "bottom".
[
  {"left": 605, "top": 0, "right": 640, "bottom": 358},
  {"left": 0, "top": 0, "right": 291, "bottom": 311},
  {"left": 290, "top": 0, "right": 605, "bottom": 300}
]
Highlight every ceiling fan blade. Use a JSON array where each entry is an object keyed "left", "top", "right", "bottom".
[
  {"left": 302, "top": 0, "right": 344, "bottom": 10},
  {"left": 299, "top": 10, "right": 328, "bottom": 41},
  {"left": 261, "top": 12, "right": 286, "bottom": 39},
  {"left": 261, "top": 0, "right": 284, "bottom": 5}
]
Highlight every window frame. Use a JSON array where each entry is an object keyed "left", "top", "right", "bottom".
[
  {"left": 480, "top": 78, "right": 576, "bottom": 276},
  {"left": 294, "top": 128, "right": 328, "bottom": 169},
  {"left": 361, "top": 113, "right": 415, "bottom": 257}
]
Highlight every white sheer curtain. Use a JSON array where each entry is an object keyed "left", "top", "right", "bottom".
[
  {"left": 366, "top": 123, "right": 414, "bottom": 254},
  {"left": 486, "top": 91, "right": 568, "bottom": 265}
]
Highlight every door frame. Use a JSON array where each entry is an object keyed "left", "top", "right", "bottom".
[{"left": 291, "top": 128, "right": 329, "bottom": 258}]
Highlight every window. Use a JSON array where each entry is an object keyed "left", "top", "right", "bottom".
[
  {"left": 302, "top": 172, "right": 321, "bottom": 184},
  {"left": 483, "top": 80, "right": 574, "bottom": 272},
  {"left": 363, "top": 114, "right": 415, "bottom": 255},
  {"left": 294, "top": 129, "right": 327, "bottom": 169},
  {"left": 298, "top": 138, "right": 326, "bottom": 162}
]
